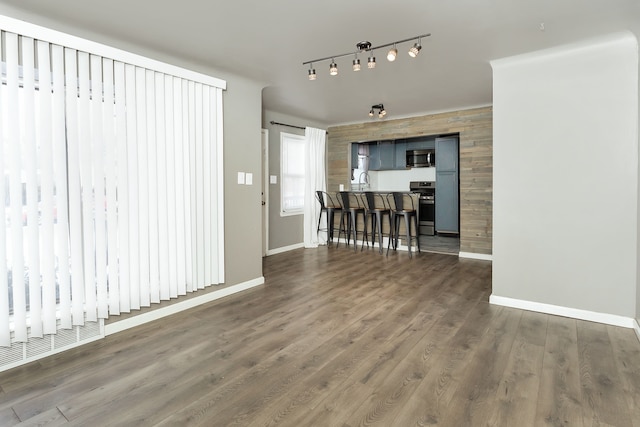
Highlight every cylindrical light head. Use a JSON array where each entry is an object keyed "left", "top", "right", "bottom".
[
  {"left": 387, "top": 47, "right": 398, "bottom": 62},
  {"left": 308, "top": 67, "right": 316, "bottom": 80},
  {"left": 329, "top": 60, "right": 338, "bottom": 76},
  {"left": 409, "top": 42, "right": 422, "bottom": 58},
  {"left": 353, "top": 58, "right": 361, "bottom": 72},
  {"left": 367, "top": 55, "right": 376, "bottom": 69},
  {"left": 368, "top": 109, "right": 374, "bottom": 117}
]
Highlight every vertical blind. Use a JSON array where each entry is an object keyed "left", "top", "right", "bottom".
[{"left": 0, "top": 28, "right": 225, "bottom": 347}]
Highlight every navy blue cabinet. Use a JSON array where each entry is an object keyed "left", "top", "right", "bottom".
[{"left": 435, "top": 136, "right": 459, "bottom": 234}]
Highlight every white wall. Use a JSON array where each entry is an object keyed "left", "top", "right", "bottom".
[{"left": 492, "top": 32, "right": 639, "bottom": 320}]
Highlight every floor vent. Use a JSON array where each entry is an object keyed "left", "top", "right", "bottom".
[{"left": 0, "top": 319, "right": 104, "bottom": 373}]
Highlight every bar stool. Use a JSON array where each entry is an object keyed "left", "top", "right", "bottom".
[
  {"left": 337, "top": 191, "right": 365, "bottom": 251},
  {"left": 386, "top": 192, "right": 420, "bottom": 258},
  {"left": 361, "top": 192, "right": 393, "bottom": 254},
  {"left": 315, "top": 191, "right": 342, "bottom": 245}
]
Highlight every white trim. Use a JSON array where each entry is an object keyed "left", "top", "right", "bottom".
[
  {"left": 0, "top": 14, "right": 226, "bottom": 90},
  {"left": 262, "top": 129, "right": 269, "bottom": 257},
  {"left": 459, "top": 251, "right": 493, "bottom": 261},
  {"left": 105, "top": 277, "right": 264, "bottom": 336},
  {"left": 267, "top": 242, "right": 305, "bottom": 256},
  {"left": 634, "top": 319, "right": 640, "bottom": 343},
  {"left": 489, "top": 294, "right": 636, "bottom": 329}
]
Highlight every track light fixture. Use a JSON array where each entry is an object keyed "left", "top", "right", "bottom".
[
  {"left": 368, "top": 50, "right": 376, "bottom": 69},
  {"left": 308, "top": 63, "right": 316, "bottom": 81},
  {"left": 352, "top": 55, "right": 361, "bottom": 71},
  {"left": 369, "top": 104, "right": 386, "bottom": 119},
  {"left": 409, "top": 38, "right": 422, "bottom": 57},
  {"left": 387, "top": 44, "right": 397, "bottom": 62},
  {"left": 329, "top": 59, "right": 338, "bottom": 76},
  {"left": 302, "top": 33, "right": 430, "bottom": 79}
]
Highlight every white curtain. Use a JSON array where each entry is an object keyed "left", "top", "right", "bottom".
[
  {"left": 0, "top": 24, "right": 225, "bottom": 347},
  {"left": 303, "top": 127, "right": 327, "bottom": 248}
]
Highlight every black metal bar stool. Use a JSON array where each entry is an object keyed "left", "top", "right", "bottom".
[
  {"left": 361, "top": 192, "right": 393, "bottom": 254},
  {"left": 336, "top": 191, "right": 365, "bottom": 251},
  {"left": 386, "top": 192, "right": 420, "bottom": 258},
  {"left": 315, "top": 191, "right": 342, "bottom": 245}
]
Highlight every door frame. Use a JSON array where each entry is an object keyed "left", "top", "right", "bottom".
[{"left": 261, "top": 129, "right": 269, "bottom": 257}]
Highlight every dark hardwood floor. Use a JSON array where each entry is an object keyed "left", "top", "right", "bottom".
[{"left": 0, "top": 246, "right": 639, "bottom": 426}]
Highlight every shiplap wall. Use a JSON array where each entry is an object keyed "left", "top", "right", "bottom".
[{"left": 327, "top": 106, "right": 493, "bottom": 255}]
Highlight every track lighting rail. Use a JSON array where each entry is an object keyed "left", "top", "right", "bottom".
[{"left": 302, "top": 33, "right": 430, "bottom": 66}]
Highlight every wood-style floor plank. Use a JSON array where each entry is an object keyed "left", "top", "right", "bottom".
[
  {"left": 535, "top": 316, "right": 583, "bottom": 427},
  {"left": 578, "top": 322, "right": 635, "bottom": 427},
  {"left": 0, "top": 246, "right": 638, "bottom": 426}
]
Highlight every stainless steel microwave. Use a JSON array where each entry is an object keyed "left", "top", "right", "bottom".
[{"left": 406, "top": 149, "right": 435, "bottom": 167}]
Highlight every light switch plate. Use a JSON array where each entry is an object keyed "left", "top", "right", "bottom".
[
  {"left": 237, "top": 172, "right": 245, "bottom": 184},
  {"left": 245, "top": 173, "right": 253, "bottom": 185},
  {"left": 270, "top": 175, "right": 277, "bottom": 184}
]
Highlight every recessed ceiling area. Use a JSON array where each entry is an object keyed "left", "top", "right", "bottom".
[{"left": 0, "top": 0, "right": 638, "bottom": 125}]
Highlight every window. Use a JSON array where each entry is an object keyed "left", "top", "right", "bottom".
[{"left": 280, "top": 132, "right": 305, "bottom": 216}]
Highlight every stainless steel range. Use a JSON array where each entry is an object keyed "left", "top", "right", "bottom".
[{"left": 410, "top": 181, "right": 435, "bottom": 236}]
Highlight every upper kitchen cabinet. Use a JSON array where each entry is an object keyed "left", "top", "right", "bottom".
[
  {"left": 435, "top": 136, "right": 459, "bottom": 234},
  {"left": 369, "top": 140, "right": 398, "bottom": 170},
  {"left": 394, "top": 140, "right": 407, "bottom": 169}
]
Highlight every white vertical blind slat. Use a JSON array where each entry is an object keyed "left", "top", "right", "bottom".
[
  {"left": 194, "top": 84, "right": 205, "bottom": 290},
  {"left": 78, "top": 51, "right": 95, "bottom": 323},
  {"left": 53, "top": 45, "right": 72, "bottom": 330},
  {"left": 155, "top": 73, "right": 170, "bottom": 301},
  {"left": 202, "top": 86, "right": 212, "bottom": 287},
  {"left": 114, "top": 61, "right": 130, "bottom": 313},
  {"left": 0, "top": 33, "right": 9, "bottom": 347},
  {"left": 103, "top": 58, "right": 119, "bottom": 316},
  {"left": 145, "top": 69, "right": 159, "bottom": 304},
  {"left": 37, "top": 40, "right": 57, "bottom": 335},
  {"left": 65, "top": 47, "right": 86, "bottom": 326},
  {"left": 135, "top": 67, "right": 150, "bottom": 307},
  {"left": 215, "top": 88, "right": 225, "bottom": 283},
  {"left": 209, "top": 88, "right": 219, "bottom": 284},
  {"left": 125, "top": 64, "right": 140, "bottom": 310},
  {"left": 91, "top": 55, "right": 108, "bottom": 320},
  {"left": 182, "top": 80, "right": 194, "bottom": 293},
  {"left": 188, "top": 81, "right": 197, "bottom": 291},
  {"left": 164, "top": 75, "right": 178, "bottom": 299},
  {"left": 173, "top": 78, "right": 187, "bottom": 295},
  {"left": 22, "top": 37, "right": 43, "bottom": 338},
  {"left": 7, "top": 33, "right": 27, "bottom": 342}
]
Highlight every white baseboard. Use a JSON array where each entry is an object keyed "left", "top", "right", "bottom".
[
  {"left": 459, "top": 251, "right": 493, "bottom": 261},
  {"left": 105, "top": 277, "right": 265, "bottom": 336},
  {"left": 489, "top": 294, "right": 636, "bottom": 329},
  {"left": 634, "top": 319, "right": 640, "bottom": 343},
  {"left": 266, "top": 242, "right": 304, "bottom": 256}
]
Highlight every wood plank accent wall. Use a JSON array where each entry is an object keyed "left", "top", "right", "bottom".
[{"left": 327, "top": 106, "right": 493, "bottom": 255}]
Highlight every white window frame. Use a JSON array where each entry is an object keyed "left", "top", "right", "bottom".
[{"left": 280, "top": 132, "right": 305, "bottom": 216}]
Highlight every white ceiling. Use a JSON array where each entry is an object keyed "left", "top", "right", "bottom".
[{"left": 0, "top": 0, "right": 638, "bottom": 126}]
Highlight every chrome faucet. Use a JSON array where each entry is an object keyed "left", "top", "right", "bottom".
[{"left": 358, "top": 171, "right": 370, "bottom": 191}]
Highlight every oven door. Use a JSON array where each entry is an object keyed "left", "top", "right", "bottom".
[{"left": 418, "top": 196, "right": 435, "bottom": 235}]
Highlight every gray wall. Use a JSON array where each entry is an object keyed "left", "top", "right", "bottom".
[
  {"left": 262, "top": 109, "right": 327, "bottom": 251},
  {"left": 492, "top": 32, "right": 639, "bottom": 320},
  {"left": 0, "top": 6, "right": 265, "bottom": 288}
]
